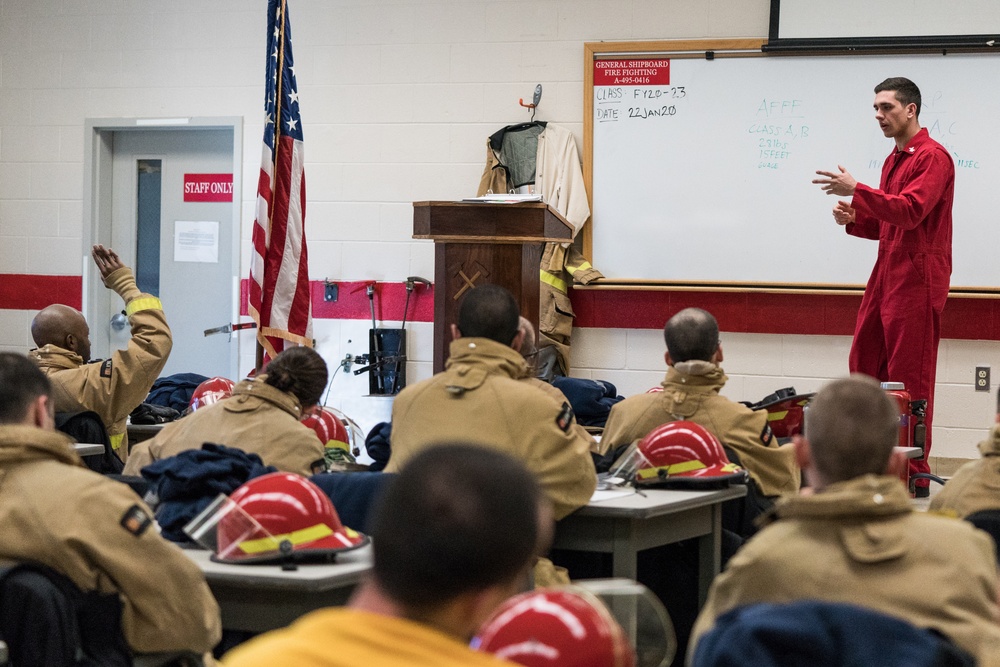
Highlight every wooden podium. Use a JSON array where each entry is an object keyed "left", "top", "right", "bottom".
[{"left": 413, "top": 201, "right": 574, "bottom": 372}]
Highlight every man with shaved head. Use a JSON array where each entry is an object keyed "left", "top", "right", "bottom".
[
  {"left": 30, "top": 245, "right": 171, "bottom": 460},
  {"left": 602, "top": 307, "right": 800, "bottom": 510}
]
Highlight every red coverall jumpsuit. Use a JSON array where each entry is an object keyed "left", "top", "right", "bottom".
[{"left": 847, "top": 128, "right": 955, "bottom": 485}]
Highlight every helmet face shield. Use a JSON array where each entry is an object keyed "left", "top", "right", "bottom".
[
  {"left": 183, "top": 493, "right": 277, "bottom": 561},
  {"left": 575, "top": 579, "right": 676, "bottom": 667},
  {"left": 605, "top": 442, "right": 651, "bottom": 486}
]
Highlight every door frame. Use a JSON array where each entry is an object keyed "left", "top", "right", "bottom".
[{"left": 83, "top": 116, "right": 244, "bottom": 376}]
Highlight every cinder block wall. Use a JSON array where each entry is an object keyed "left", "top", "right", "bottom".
[{"left": 0, "top": 0, "right": 996, "bottom": 460}]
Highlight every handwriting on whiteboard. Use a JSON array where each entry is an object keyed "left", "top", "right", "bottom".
[
  {"left": 748, "top": 98, "right": 809, "bottom": 170},
  {"left": 595, "top": 86, "right": 689, "bottom": 123}
]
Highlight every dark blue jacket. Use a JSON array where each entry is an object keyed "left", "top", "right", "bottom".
[
  {"left": 693, "top": 601, "right": 974, "bottom": 667},
  {"left": 140, "top": 443, "right": 275, "bottom": 542}
]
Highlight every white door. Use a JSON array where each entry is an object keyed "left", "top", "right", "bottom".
[{"left": 97, "top": 127, "right": 240, "bottom": 379}]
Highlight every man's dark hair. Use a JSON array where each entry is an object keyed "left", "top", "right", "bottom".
[
  {"left": 875, "top": 77, "right": 921, "bottom": 117},
  {"left": 263, "top": 346, "right": 328, "bottom": 408},
  {"left": 371, "top": 444, "right": 542, "bottom": 611},
  {"left": 664, "top": 308, "right": 719, "bottom": 363},
  {"left": 0, "top": 353, "right": 52, "bottom": 424},
  {"left": 457, "top": 284, "right": 520, "bottom": 345}
]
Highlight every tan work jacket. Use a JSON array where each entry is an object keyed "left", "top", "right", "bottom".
[
  {"left": 689, "top": 475, "right": 1000, "bottom": 665},
  {"left": 477, "top": 125, "right": 603, "bottom": 375},
  {"left": 124, "top": 377, "right": 325, "bottom": 476},
  {"left": 387, "top": 338, "right": 597, "bottom": 519},
  {"left": 0, "top": 425, "right": 220, "bottom": 654},
  {"left": 930, "top": 424, "right": 1000, "bottom": 518},
  {"left": 521, "top": 376, "right": 603, "bottom": 456},
  {"left": 30, "top": 267, "right": 171, "bottom": 457},
  {"left": 601, "top": 362, "right": 799, "bottom": 498}
]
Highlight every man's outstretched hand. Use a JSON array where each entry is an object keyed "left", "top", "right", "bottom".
[{"left": 92, "top": 245, "right": 126, "bottom": 282}]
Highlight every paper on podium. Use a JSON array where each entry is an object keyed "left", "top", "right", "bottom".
[{"left": 461, "top": 193, "right": 542, "bottom": 204}]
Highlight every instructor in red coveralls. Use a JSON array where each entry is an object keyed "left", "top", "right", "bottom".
[{"left": 813, "top": 77, "right": 955, "bottom": 498}]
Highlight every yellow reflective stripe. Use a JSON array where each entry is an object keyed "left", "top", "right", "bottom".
[
  {"left": 325, "top": 439, "right": 350, "bottom": 453},
  {"left": 767, "top": 410, "right": 788, "bottom": 422},
  {"left": 125, "top": 297, "right": 163, "bottom": 317},
  {"left": 539, "top": 270, "right": 568, "bottom": 293},
  {"left": 110, "top": 433, "right": 124, "bottom": 451},
  {"left": 565, "top": 261, "right": 593, "bottom": 273},
  {"left": 238, "top": 523, "right": 334, "bottom": 555},
  {"left": 635, "top": 459, "right": 741, "bottom": 480},
  {"left": 636, "top": 459, "right": 707, "bottom": 479}
]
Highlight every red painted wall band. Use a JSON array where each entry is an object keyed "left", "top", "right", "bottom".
[
  {"left": 239, "top": 279, "right": 434, "bottom": 323},
  {"left": 4, "top": 274, "right": 998, "bottom": 341},
  {"left": 0, "top": 275, "right": 82, "bottom": 311}
]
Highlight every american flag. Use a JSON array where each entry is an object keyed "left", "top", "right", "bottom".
[{"left": 249, "top": 0, "right": 312, "bottom": 361}]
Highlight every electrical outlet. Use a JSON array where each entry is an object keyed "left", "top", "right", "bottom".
[
  {"left": 976, "top": 365, "right": 991, "bottom": 392},
  {"left": 340, "top": 354, "right": 353, "bottom": 372},
  {"left": 324, "top": 282, "right": 338, "bottom": 302}
]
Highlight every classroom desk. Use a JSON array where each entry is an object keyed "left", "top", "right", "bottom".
[
  {"left": 72, "top": 443, "right": 105, "bottom": 457},
  {"left": 553, "top": 486, "right": 746, "bottom": 606},
  {"left": 126, "top": 422, "right": 165, "bottom": 448},
  {"left": 185, "top": 545, "right": 372, "bottom": 632}
]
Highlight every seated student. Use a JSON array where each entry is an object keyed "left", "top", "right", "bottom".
[
  {"left": 602, "top": 308, "right": 799, "bottom": 505},
  {"left": 689, "top": 376, "right": 1000, "bottom": 664},
  {"left": 386, "top": 285, "right": 597, "bottom": 520},
  {"left": 124, "top": 346, "right": 327, "bottom": 476},
  {"left": 0, "top": 352, "right": 220, "bottom": 656},
  {"left": 929, "top": 387, "right": 1000, "bottom": 518},
  {"left": 29, "top": 245, "right": 171, "bottom": 459},
  {"left": 222, "top": 444, "right": 549, "bottom": 667}
]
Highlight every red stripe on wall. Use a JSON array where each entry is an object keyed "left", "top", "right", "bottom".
[
  {"left": 239, "top": 279, "right": 435, "bottom": 323},
  {"left": 5, "top": 275, "right": 999, "bottom": 340},
  {"left": 569, "top": 288, "right": 1000, "bottom": 339},
  {"left": 0, "top": 274, "right": 82, "bottom": 311}
]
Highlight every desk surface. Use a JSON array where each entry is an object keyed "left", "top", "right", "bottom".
[
  {"left": 556, "top": 484, "right": 746, "bottom": 605},
  {"left": 185, "top": 544, "right": 372, "bottom": 591},
  {"left": 896, "top": 446, "right": 922, "bottom": 459},
  {"left": 578, "top": 486, "right": 747, "bottom": 518},
  {"left": 72, "top": 442, "right": 105, "bottom": 457},
  {"left": 126, "top": 422, "right": 165, "bottom": 442}
]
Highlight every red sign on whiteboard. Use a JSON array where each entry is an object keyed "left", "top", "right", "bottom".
[
  {"left": 594, "top": 59, "right": 670, "bottom": 86},
  {"left": 184, "top": 173, "right": 233, "bottom": 202}
]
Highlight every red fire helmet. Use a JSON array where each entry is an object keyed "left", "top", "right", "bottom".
[
  {"left": 189, "top": 376, "right": 235, "bottom": 411},
  {"left": 301, "top": 406, "right": 350, "bottom": 452},
  {"left": 476, "top": 589, "right": 635, "bottom": 667},
  {"left": 215, "top": 472, "right": 368, "bottom": 564},
  {"left": 635, "top": 421, "right": 745, "bottom": 486}
]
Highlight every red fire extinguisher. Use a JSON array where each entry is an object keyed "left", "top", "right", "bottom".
[{"left": 881, "top": 382, "right": 912, "bottom": 449}]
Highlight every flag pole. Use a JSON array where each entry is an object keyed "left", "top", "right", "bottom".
[{"left": 256, "top": 0, "right": 288, "bottom": 373}]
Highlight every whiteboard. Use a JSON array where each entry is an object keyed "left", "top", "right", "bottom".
[{"left": 588, "top": 48, "right": 1000, "bottom": 290}]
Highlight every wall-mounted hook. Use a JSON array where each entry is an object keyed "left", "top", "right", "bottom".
[{"left": 518, "top": 84, "right": 543, "bottom": 122}]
